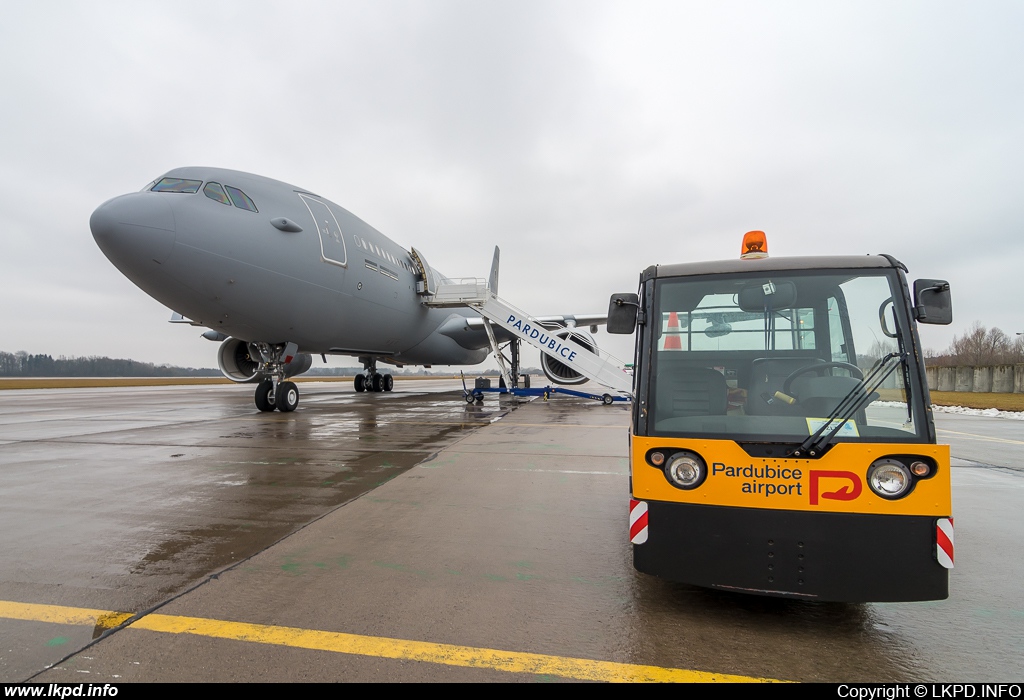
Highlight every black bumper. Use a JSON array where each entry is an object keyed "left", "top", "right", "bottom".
[{"left": 633, "top": 500, "right": 948, "bottom": 602}]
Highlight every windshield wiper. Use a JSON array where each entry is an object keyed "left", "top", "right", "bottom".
[
  {"left": 790, "top": 351, "right": 907, "bottom": 457},
  {"left": 893, "top": 312, "right": 914, "bottom": 425}
]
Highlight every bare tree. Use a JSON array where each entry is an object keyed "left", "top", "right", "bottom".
[{"left": 947, "top": 323, "right": 1017, "bottom": 365}]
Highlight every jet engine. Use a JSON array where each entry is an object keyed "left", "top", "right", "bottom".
[
  {"left": 217, "top": 337, "right": 312, "bottom": 382},
  {"left": 284, "top": 352, "right": 313, "bottom": 378},
  {"left": 540, "top": 329, "right": 598, "bottom": 386}
]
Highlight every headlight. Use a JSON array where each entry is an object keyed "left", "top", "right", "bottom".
[
  {"left": 664, "top": 451, "right": 707, "bottom": 490},
  {"left": 867, "top": 459, "right": 912, "bottom": 499}
]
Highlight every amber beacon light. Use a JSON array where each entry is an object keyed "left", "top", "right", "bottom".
[{"left": 740, "top": 230, "right": 769, "bottom": 259}]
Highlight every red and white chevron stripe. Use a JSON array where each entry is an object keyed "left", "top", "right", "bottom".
[
  {"left": 936, "top": 517, "right": 954, "bottom": 569},
  {"left": 629, "top": 499, "right": 649, "bottom": 544}
]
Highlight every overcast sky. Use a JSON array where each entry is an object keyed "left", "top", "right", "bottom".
[{"left": 2, "top": 1, "right": 1021, "bottom": 369}]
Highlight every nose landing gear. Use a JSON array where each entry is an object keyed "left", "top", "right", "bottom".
[{"left": 250, "top": 342, "right": 302, "bottom": 412}]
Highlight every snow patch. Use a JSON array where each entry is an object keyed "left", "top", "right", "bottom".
[
  {"left": 931, "top": 405, "right": 1024, "bottom": 420},
  {"left": 875, "top": 400, "right": 1024, "bottom": 420}
]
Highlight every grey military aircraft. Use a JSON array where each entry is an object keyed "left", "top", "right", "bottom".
[{"left": 91, "top": 167, "right": 605, "bottom": 411}]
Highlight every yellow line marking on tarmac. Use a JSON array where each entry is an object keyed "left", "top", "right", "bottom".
[
  {"left": 0, "top": 600, "right": 780, "bottom": 683},
  {"left": 938, "top": 429, "right": 1024, "bottom": 446},
  {"left": 0, "top": 601, "right": 133, "bottom": 630}
]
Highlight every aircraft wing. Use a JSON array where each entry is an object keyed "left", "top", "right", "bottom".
[{"left": 169, "top": 311, "right": 205, "bottom": 326}]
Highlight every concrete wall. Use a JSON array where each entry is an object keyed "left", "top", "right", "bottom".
[
  {"left": 993, "top": 365, "right": 1015, "bottom": 393},
  {"left": 926, "top": 363, "right": 1024, "bottom": 393},
  {"left": 955, "top": 367, "right": 974, "bottom": 392},
  {"left": 973, "top": 367, "right": 993, "bottom": 393}
]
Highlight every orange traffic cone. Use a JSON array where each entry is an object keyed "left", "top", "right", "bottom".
[{"left": 663, "top": 311, "right": 682, "bottom": 350}]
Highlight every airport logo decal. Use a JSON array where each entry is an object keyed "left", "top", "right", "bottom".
[
  {"left": 706, "top": 463, "right": 873, "bottom": 507},
  {"left": 711, "top": 462, "right": 803, "bottom": 497},
  {"left": 808, "top": 470, "right": 862, "bottom": 505}
]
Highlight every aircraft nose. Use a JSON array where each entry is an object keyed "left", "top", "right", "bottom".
[{"left": 91, "top": 193, "right": 176, "bottom": 267}]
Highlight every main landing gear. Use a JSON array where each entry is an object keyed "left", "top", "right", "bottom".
[
  {"left": 249, "top": 341, "right": 301, "bottom": 413},
  {"left": 353, "top": 357, "right": 394, "bottom": 393}
]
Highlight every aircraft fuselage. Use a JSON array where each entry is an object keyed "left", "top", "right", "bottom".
[{"left": 91, "top": 167, "right": 488, "bottom": 367}]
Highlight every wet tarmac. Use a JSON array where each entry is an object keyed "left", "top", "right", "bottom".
[
  {"left": 2, "top": 382, "right": 1022, "bottom": 682},
  {"left": 0, "top": 379, "right": 509, "bottom": 679}
]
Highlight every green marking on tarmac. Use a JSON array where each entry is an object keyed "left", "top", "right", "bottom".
[
  {"left": 368, "top": 497, "right": 422, "bottom": 507},
  {"left": 45, "top": 637, "right": 68, "bottom": 647},
  {"left": 484, "top": 574, "right": 509, "bottom": 582},
  {"left": 516, "top": 573, "right": 539, "bottom": 581},
  {"left": 281, "top": 562, "right": 301, "bottom": 574},
  {"left": 336, "top": 556, "right": 351, "bottom": 569},
  {"left": 572, "top": 576, "right": 611, "bottom": 587},
  {"left": 373, "top": 561, "right": 430, "bottom": 578},
  {"left": 418, "top": 454, "right": 458, "bottom": 469}
]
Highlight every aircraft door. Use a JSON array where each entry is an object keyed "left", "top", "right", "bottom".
[
  {"left": 410, "top": 247, "right": 435, "bottom": 295},
  {"left": 298, "top": 194, "right": 348, "bottom": 268}
]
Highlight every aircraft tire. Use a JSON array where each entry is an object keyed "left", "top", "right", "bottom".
[
  {"left": 277, "top": 381, "right": 299, "bottom": 412},
  {"left": 255, "top": 380, "right": 275, "bottom": 412},
  {"left": 354, "top": 374, "right": 366, "bottom": 392},
  {"left": 383, "top": 374, "right": 394, "bottom": 392},
  {"left": 371, "top": 374, "right": 384, "bottom": 392}
]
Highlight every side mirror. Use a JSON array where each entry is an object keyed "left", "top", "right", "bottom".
[
  {"left": 607, "top": 293, "right": 639, "bottom": 334},
  {"left": 913, "top": 279, "right": 952, "bottom": 325}
]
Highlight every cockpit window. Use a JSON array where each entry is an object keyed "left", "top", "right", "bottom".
[
  {"left": 225, "top": 186, "right": 258, "bottom": 212},
  {"left": 203, "top": 182, "right": 232, "bottom": 206},
  {"left": 151, "top": 178, "right": 202, "bottom": 194}
]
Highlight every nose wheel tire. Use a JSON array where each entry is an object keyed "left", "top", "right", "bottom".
[
  {"left": 276, "top": 381, "right": 299, "bottom": 412},
  {"left": 255, "top": 380, "right": 275, "bottom": 412}
]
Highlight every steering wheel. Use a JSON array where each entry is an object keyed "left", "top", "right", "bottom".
[{"left": 782, "top": 362, "right": 864, "bottom": 396}]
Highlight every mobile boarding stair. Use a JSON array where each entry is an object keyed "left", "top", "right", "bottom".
[{"left": 422, "top": 277, "right": 633, "bottom": 404}]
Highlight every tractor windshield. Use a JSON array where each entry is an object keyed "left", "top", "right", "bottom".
[{"left": 644, "top": 269, "right": 926, "bottom": 445}]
